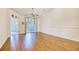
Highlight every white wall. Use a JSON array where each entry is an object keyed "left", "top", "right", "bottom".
[
  {"left": 36, "top": 16, "right": 41, "bottom": 32},
  {"left": 40, "top": 8, "right": 79, "bottom": 42},
  {"left": 0, "top": 9, "right": 9, "bottom": 48}
]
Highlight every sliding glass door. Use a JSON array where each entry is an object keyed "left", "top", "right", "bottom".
[{"left": 25, "top": 17, "right": 36, "bottom": 33}]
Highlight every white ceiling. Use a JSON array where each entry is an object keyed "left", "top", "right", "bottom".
[{"left": 11, "top": 8, "right": 52, "bottom": 16}]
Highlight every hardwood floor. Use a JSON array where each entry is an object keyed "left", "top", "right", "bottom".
[{"left": 0, "top": 32, "right": 79, "bottom": 51}]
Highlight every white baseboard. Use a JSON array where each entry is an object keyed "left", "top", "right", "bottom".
[
  {"left": 41, "top": 32, "right": 79, "bottom": 42},
  {"left": 0, "top": 36, "right": 9, "bottom": 49}
]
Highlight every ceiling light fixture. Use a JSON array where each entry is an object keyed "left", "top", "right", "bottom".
[{"left": 31, "top": 8, "right": 38, "bottom": 18}]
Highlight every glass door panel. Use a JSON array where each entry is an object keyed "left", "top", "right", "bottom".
[{"left": 25, "top": 18, "right": 36, "bottom": 33}]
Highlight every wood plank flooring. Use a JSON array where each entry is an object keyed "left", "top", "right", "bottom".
[{"left": 0, "top": 32, "right": 79, "bottom": 51}]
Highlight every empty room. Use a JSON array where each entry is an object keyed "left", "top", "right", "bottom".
[{"left": 0, "top": 8, "right": 79, "bottom": 51}]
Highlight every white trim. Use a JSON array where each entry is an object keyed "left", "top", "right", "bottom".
[
  {"left": 0, "top": 36, "right": 9, "bottom": 49},
  {"left": 41, "top": 32, "right": 79, "bottom": 42}
]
